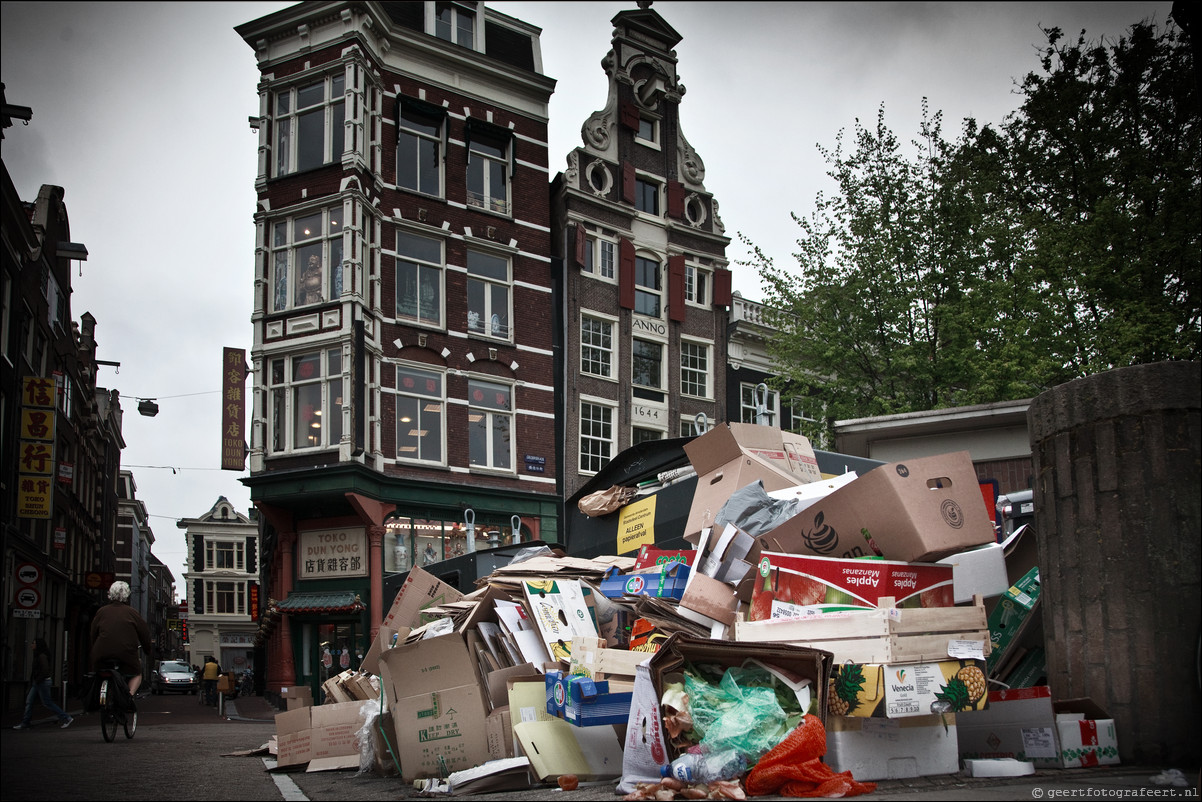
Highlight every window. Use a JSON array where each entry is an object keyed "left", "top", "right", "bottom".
[
  {"left": 580, "top": 313, "right": 614, "bottom": 378},
  {"left": 435, "top": 1, "right": 474, "bottom": 47},
  {"left": 685, "top": 263, "right": 710, "bottom": 305},
  {"left": 274, "top": 73, "right": 345, "bottom": 176},
  {"left": 635, "top": 256, "right": 661, "bottom": 317},
  {"left": 204, "top": 580, "right": 246, "bottom": 615},
  {"left": 398, "top": 104, "right": 442, "bottom": 196},
  {"left": 583, "top": 236, "right": 615, "bottom": 280},
  {"left": 467, "top": 129, "right": 510, "bottom": 214},
  {"left": 632, "top": 427, "right": 663, "bottom": 445},
  {"left": 782, "top": 397, "right": 818, "bottom": 432},
  {"left": 635, "top": 177, "right": 660, "bottom": 215},
  {"left": 680, "top": 340, "right": 710, "bottom": 398},
  {"left": 740, "top": 382, "right": 779, "bottom": 426},
  {"left": 636, "top": 117, "right": 657, "bottom": 144},
  {"left": 579, "top": 400, "right": 614, "bottom": 474},
  {"left": 468, "top": 379, "right": 512, "bottom": 470},
  {"left": 206, "top": 540, "right": 245, "bottom": 571},
  {"left": 632, "top": 338, "right": 664, "bottom": 401},
  {"left": 396, "top": 231, "right": 443, "bottom": 326},
  {"left": 269, "top": 348, "right": 345, "bottom": 452},
  {"left": 396, "top": 366, "right": 445, "bottom": 463},
  {"left": 271, "top": 206, "right": 344, "bottom": 312},
  {"left": 466, "top": 250, "right": 510, "bottom": 339}
]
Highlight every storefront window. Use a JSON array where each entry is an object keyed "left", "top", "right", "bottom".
[{"left": 384, "top": 512, "right": 530, "bottom": 570}]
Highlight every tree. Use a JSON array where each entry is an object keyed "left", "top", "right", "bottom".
[{"left": 750, "top": 20, "right": 1199, "bottom": 441}]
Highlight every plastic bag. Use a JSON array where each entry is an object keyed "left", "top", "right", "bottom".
[
  {"left": 578, "top": 485, "right": 636, "bottom": 517},
  {"left": 684, "top": 664, "right": 789, "bottom": 761}
]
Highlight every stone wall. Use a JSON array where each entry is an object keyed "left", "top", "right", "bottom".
[{"left": 1028, "top": 361, "right": 1200, "bottom": 765}]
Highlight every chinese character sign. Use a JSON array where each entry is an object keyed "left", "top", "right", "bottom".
[
  {"left": 222, "top": 347, "right": 248, "bottom": 471},
  {"left": 18, "top": 376, "right": 55, "bottom": 519},
  {"left": 298, "top": 529, "right": 368, "bottom": 579}
]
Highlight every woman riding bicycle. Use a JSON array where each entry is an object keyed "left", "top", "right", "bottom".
[{"left": 90, "top": 581, "right": 152, "bottom": 709}]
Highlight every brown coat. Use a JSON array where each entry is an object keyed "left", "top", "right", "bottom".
[{"left": 90, "top": 601, "right": 152, "bottom": 676}]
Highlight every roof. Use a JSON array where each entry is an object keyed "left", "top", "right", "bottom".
[{"left": 272, "top": 591, "right": 365, "bottom": 614}]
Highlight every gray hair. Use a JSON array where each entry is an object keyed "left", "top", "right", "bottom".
[{"left": 108, "top": 581, "right": 131, "bottom": 603}]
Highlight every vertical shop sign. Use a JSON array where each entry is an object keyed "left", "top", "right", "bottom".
[
  {"left": 222, "top": 347, "right": 248, "bottom": 470},
  {"left": 18, "top": 376, "right": 55, "bottom": 519}
]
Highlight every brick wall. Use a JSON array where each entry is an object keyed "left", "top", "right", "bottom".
[{"left": 1028, "top": 360, "right": 1201, "bottom": 765}]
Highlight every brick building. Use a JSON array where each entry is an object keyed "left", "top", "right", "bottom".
[
  {"left": 236, "top": 1, "right": 558, "bottom": 697},
  {"left": 550, "top": 5, "right": 732, "bottom": 501}
]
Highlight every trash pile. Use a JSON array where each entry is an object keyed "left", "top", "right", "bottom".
[{"left": 265, "top": 423, "right": 1122, "bottom": 795}]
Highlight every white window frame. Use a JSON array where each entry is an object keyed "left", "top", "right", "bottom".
[
  {"left": 580, "top": 310, "right": 616, "bottom": 380},
  {"left": 685, "top": 262, "right": 710, "bottom": 307},
  {"left": 268, "top": 347, "right": 345, "bottom": 453},
  {"left": 395, "top": 229, "right": 445, "bottom": 328},
  {"left": 204, "top": 580, "right": 247, "bottom": 616},
  {"left": 679, "top": 338, "right": 712, "bottom": 400},
  {"left": 740, "top": 382, "right": 779, "bottom": 426},
  {"left": 435, "top": 1, "right": 476, "bottom": 47},
  {"left": 273, "top": 72, "right": 346, "bottom": 177},
  {"left": 271, "top": 205, "right": 344, "bottom": 312},
  {"left": 468, "top": 378, "right": 514, "bottom": 472},
  {"left": 397, "top": 104, "right": 443, "bottom": 197},
  {"left": 205, "top": 539, "right": 246, "bottom": 572},
  {"left": 467, "top": 132, "right": 510, "bottom": 215},
  {"left": 632, "top": 337, "right": 665, "bottom": 401},
  {"left": 634, "top": 254, "right": 662, "bottom": 318},
  {"left": 579, "top": 397, "right": 616, "bottom": 475},
  {"left": 583, "top": 234, "right": 617, "bottom": 282},
  {"left": 466, "top": 249, "right": 512, "bottom": 341},
  {"left": 395, "top": 364, "right": 446, "bottom": 465}
]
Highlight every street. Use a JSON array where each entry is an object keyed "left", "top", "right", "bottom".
[{"left": 1, "top": 691, "right": 1196, "bottom": 801}]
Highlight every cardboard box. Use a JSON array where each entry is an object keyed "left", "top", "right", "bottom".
[
  {"left": 1054, "top": 699, "right": 1120, "bottom": 768},
  {"left": 310, "top": 700, "right": 372, "bottom": 767},
  {"left": 599, "top": 562, "right": 690, "bottom": 601},
  {"left": 755, "top": 451, "right": 996, "bottom": 564},
  {"left": 937, "top": 541, "right": 1010, "bottom": 604},
  {"left": 281, "top": 685, "right": 313, "bottom": 710},
  {"left": 825, "top": 714, "right": 959, "bottom": 780},
  {"left": 275, "top": 706, "right": 314, "bottom": 768},
  {"left": 828, "top": 659, "right": 989, "bottom": 718},
  {"left": 749, "top": 552, "right": 955, "bottom": 619},
  {"left": 986, "top": 566, "right": 1041, "bottom": 674},
  {"left": 683, "top": 423, "right": 822, "bottom": 537},
  {"left": 956, "top": 685, "right": 1060, "bottom": 768},
  {"left": 378, "top": 633, "right": 492, "bottom": 783},
  {"left": 545, "top": 670, "right": 634, "bottom": 727}
]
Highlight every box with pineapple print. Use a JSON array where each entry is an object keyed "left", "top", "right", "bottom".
[{"left": 828, "top": 658, "right": 990, "bottom": 718}]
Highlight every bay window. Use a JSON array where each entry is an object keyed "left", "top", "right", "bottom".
[
  {"left": 468, "top": 379, "right": 512, "bottom": 471},
  {"left": 269, "top": 348, "right": 345, "bottom": 452},
  {"left": 271, "top": 206, "right": 344, "bottom": 311},
  {"left": 274, "top": 73, "right": 345, "bottom": 176}
]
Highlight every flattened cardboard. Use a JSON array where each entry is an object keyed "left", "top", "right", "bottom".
[
  {"left": 381, "top": 564, "right": 465, "bottom": 631},
  {"left": 756, "top": 451, "right": 996, "bottom": 564}
]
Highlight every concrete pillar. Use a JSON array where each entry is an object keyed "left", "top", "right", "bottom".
[{"left": 1028, "top": 361, "right": 1200, "bottom": 765}]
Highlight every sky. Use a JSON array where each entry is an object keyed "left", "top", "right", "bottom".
[{"left": 1, "top": 1, "right": 1173, "bottom": 596}]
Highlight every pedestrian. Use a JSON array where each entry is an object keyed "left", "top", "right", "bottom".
[
  {"left": 202, "top": 656, "right": 221, "bottom": 706},
  {"left": 90, "top": 580, "right": 153, "bottom": 711},
  {"left": 13, "top": 638, "right": 73, "bottom": 729}
]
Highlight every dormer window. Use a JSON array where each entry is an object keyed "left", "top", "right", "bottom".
[{"left": 436, "top": 2, "right": 475, "bottom": 47}]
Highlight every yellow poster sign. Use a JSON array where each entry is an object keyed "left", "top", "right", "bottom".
[{"left": 616, "top": 494, "right": 657, "bottom": 554}]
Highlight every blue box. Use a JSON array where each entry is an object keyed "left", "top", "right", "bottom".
[
  {"left": 545, "top": 670, "right": 633, "bottom": 727},
  {"left": 598, "top": 562, "right": 691, "bottom": 601}
]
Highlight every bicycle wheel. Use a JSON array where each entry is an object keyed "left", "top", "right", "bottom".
[
  {"left": 99, "top": 679, "right": 118, "bottom": 742},
  {"left": 123, "top": 708, "right": 137, "bottom": 739}
]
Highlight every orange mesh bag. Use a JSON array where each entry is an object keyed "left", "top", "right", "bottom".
[{"left": 745, "top": 715, "right": 876, "bottom": 798}]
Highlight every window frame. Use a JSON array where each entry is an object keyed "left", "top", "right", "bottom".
[
  {"left": 634, "top": 255, "right": 662, "bottom": 318},
  {"left": 634, "top": 176, "right": 661, "bottom": 216},
  {"left": 395, "top": 364, "right": 447, "bottom": 465},
  {"left": 583, "top": 234, "right": 617, "bottom": 282},
  {"left": 397, "top": 102, "right": 444, "bottom": 197},
  {"left": 685, "top": 262, "right": 711, "bottom": 307},
  {"left": 466, "top": 129, "right": 511, "bottom": 216},
  {"left": 270, "top": 205, "right": 345, "bottom": 313},
  {"left": 579, "top": 310, "right": 617, "bottom": 380},
  {"left": 679, "top": 338, "right": 712, "bottom": 400},
  {"left": 395, "top": 229, "right": 445, "bottom": 328},
  {"left": 465, "top": 248, "right": 512, "bottom": 341},
  {"left": 268, "top": 347, "right": 345, "bottom": 454},
  {"left": 204, "top": 580, "right": 247, "bottom": 616},
  {"left": 467, "top": 378, "right": 514, "bottom": 472},
  {"left": 578, "top": 397, "right": 616, "bottom": 475},
  {"left": 740, "top": 382, "right": 780, "bottom": 426},
  {"left": 272, "top": 72, "right": 346, "bottom": 177},
  {"left": 435, "top": 1, "right": 475, "bottom": 48},
  {"left": 631, "top": 337, "right": 665, "bottom": 401},
  {"left": 205, "top": 539, "right": 246, "bottom": 572}
]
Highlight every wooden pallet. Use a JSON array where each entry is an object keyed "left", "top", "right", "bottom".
[{"left": 733, "top": 595, "right": 991, "bottom": 665}]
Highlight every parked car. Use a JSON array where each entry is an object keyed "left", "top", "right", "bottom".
[{"left": 152, "top": 660, "right": 199, "bottom": 695}]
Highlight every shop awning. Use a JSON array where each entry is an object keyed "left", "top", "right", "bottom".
[{"left": 273, "top": 591, "right": 365, "bottom": 614}]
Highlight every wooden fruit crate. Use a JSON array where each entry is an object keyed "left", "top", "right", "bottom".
[{"left": 733, "top": 595, "right": 991, "bottom": 665}]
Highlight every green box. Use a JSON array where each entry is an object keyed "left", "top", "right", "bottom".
[{"left": 986, "top": 566, "right": 1040, "bottom": 674}]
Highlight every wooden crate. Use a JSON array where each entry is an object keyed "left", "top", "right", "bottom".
[{"left": 733, "top": 595, "right": 991, "bottom": 665}]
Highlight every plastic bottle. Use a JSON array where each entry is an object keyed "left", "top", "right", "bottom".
[{"left": 662, "top": 749, "right": 749, "bottom": 784}]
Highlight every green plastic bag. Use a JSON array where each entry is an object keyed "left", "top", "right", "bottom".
[{"left": 684, "top": 665, "right": 790, "bottom": 760}]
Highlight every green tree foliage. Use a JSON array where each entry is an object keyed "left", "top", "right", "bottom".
[{"left": 751, "top": 20, "right": 1199, "bottom": 440}]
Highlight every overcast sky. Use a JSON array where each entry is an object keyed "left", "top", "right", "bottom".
[{"left": 1, "top": 1, "right": 1172, "bottom": 595}]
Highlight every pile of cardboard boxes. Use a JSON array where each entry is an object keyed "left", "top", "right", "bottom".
[{"left": 268, "top": 423, "right": 1120, "bottom": 791}]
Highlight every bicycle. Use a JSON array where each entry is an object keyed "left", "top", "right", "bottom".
[
  {"left": 238, "top": 671, "right": 254, "bottom": 697},
  {"left": 96, "top": 660, "right": 137, "bottom": 742}
]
